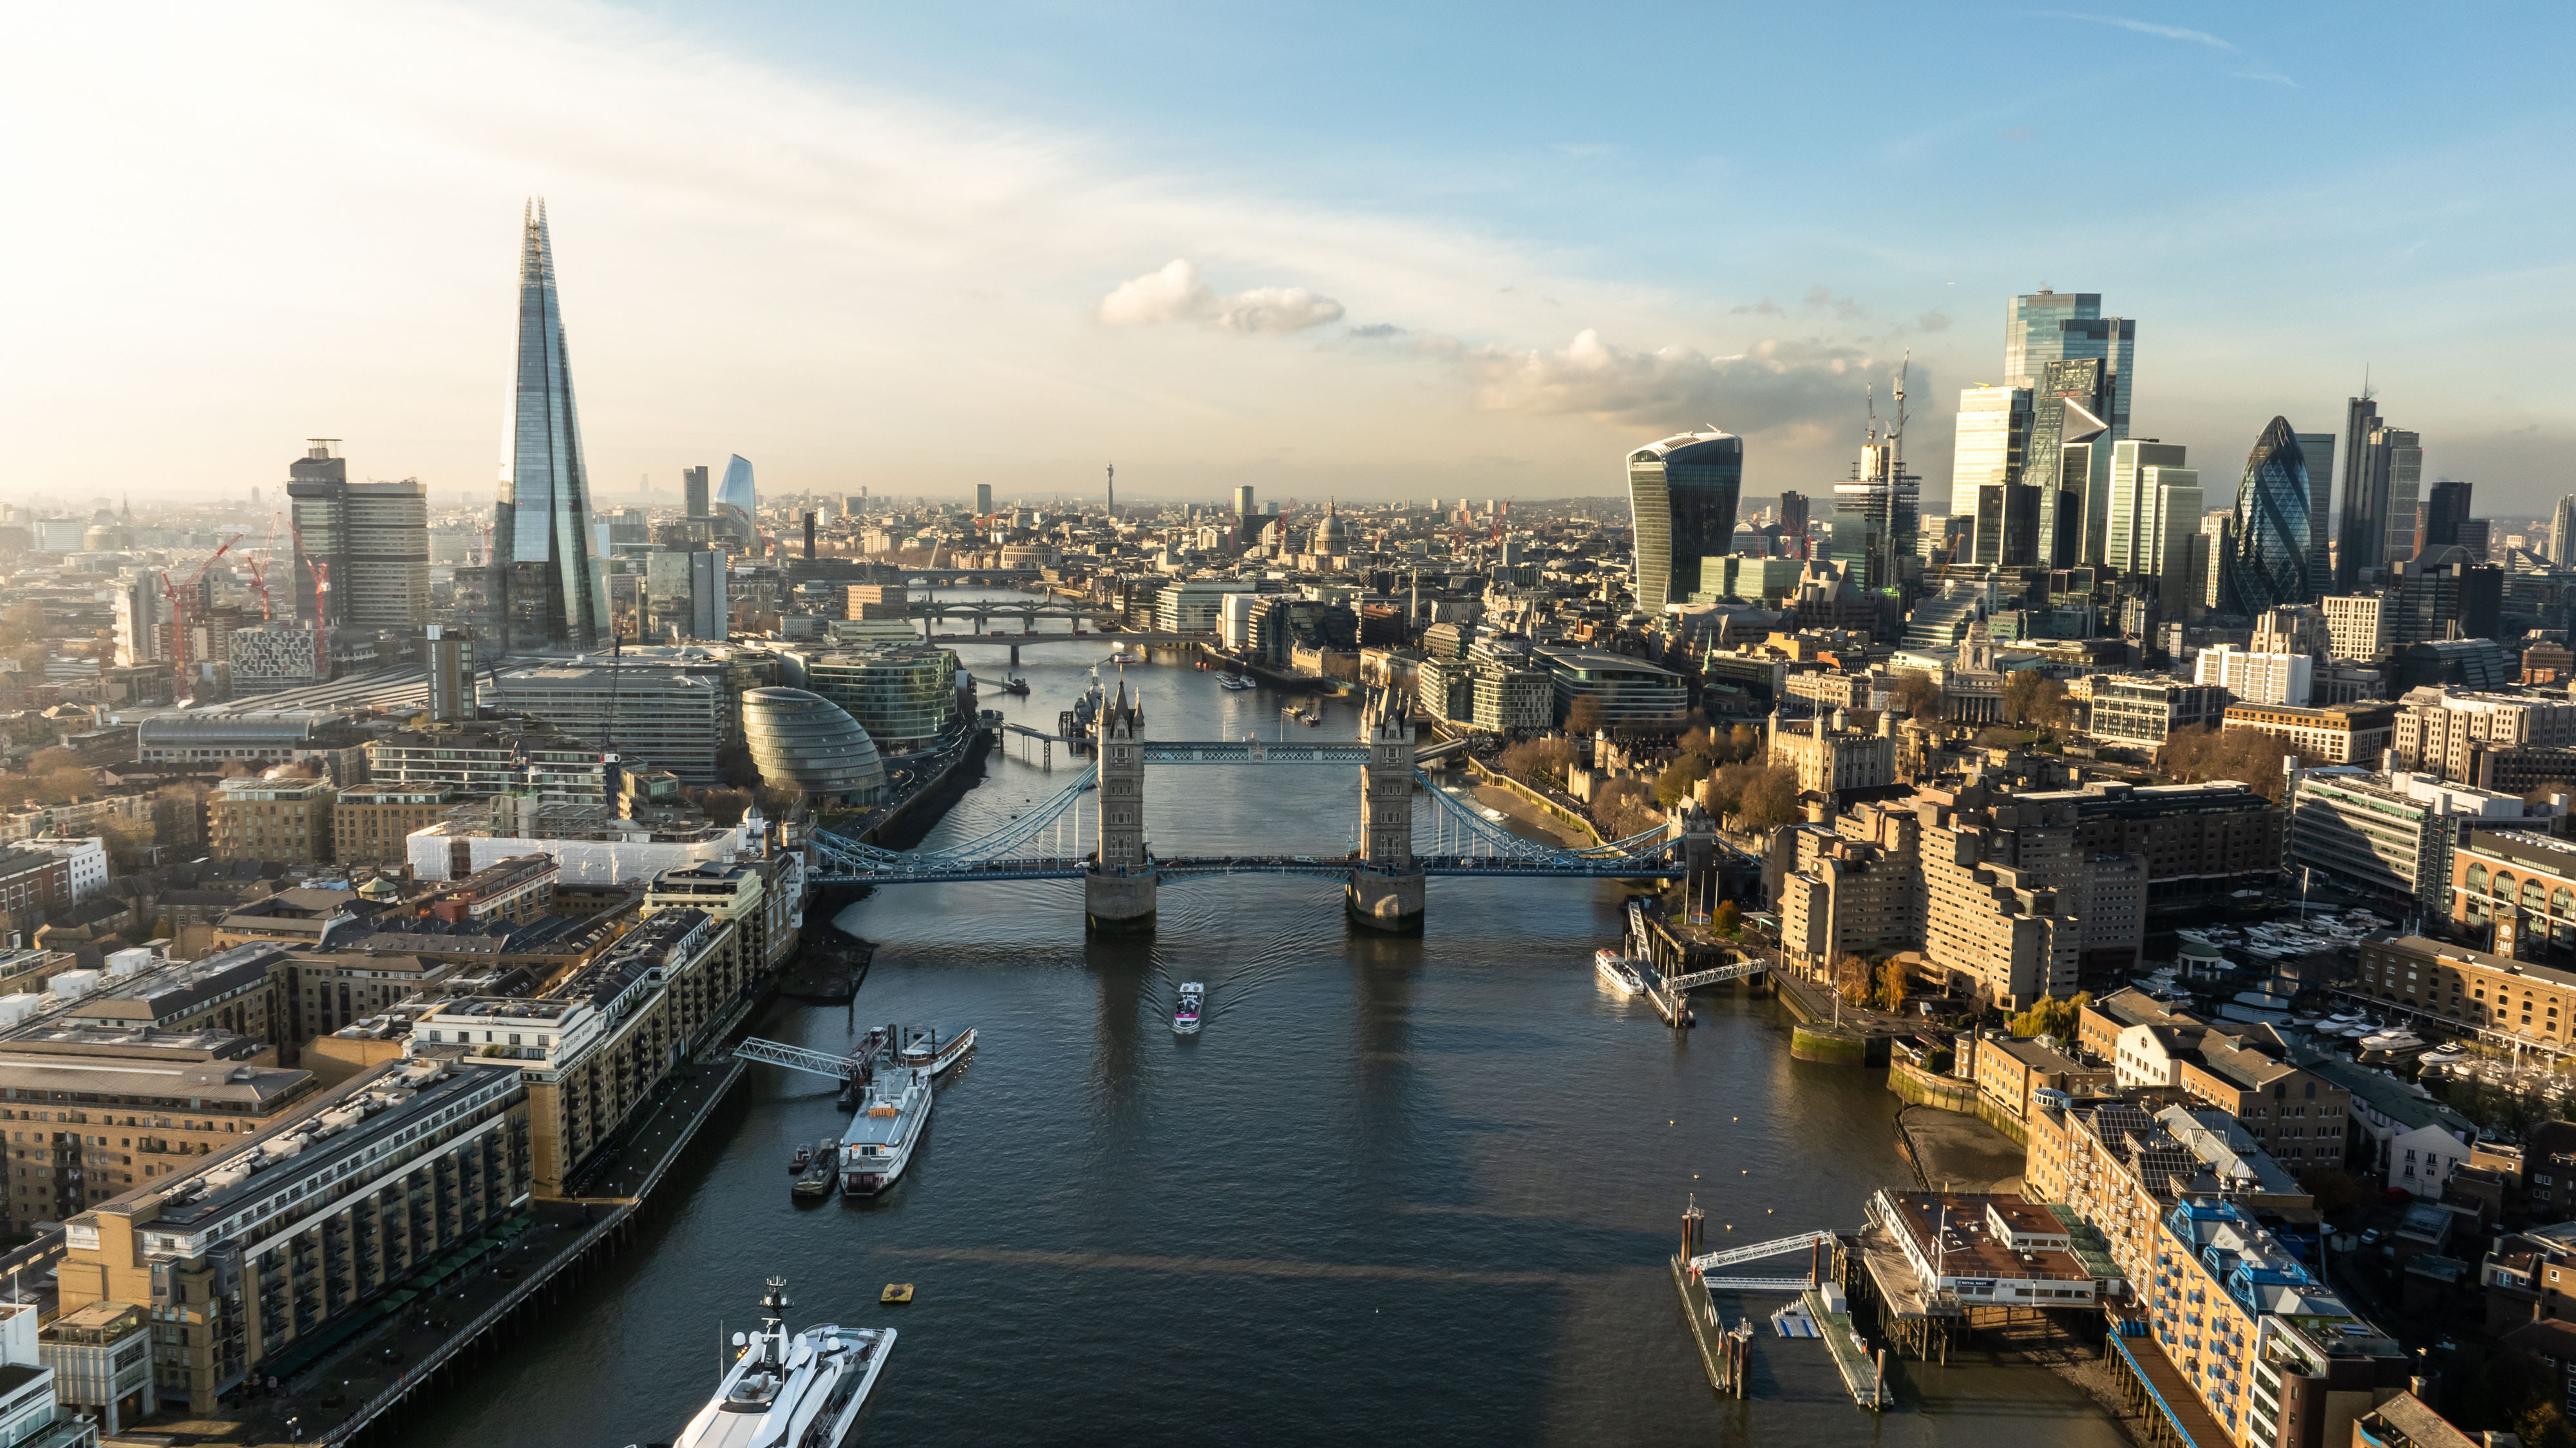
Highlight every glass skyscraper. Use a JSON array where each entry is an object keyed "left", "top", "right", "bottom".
[
  {"left": 2104, "top": 439, "right": 2190, "bottom": 575},
  {"left": 493, "top": 200, "right": 610, "bottom": 652},
  {"left": 1625, "top": 431, "right": 1743, "bottom": 613},
  {"left": 2295, "top": 430, "right": 2334, "bottom": 599},
  {"left": 1949, "top": 383, "right": 2032, "bottom": 520},
  {"left": 2019, "top": 358, "right": 2113, "bottom": 569},
  {"left": 715, "top": 453, "right": 758, "bottom": 545},
  {"left": 2003, "top": 291, "right": 2133, "bottom": 563},
  {"left": 2219, "top": 417, "right": 2315, "bottom": 618}
]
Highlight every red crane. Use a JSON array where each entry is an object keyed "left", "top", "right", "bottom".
[
  {"left": 163, "top": 533, "right": 243, "bottom": 700},
  {"left": 289, "top": 519, "right": 329, "bottom": 678},
  {"left": 242, "top": 511, "right": 279, "bottom": 621}
]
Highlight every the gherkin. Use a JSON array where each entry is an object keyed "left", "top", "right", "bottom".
[
  {"left": 493, "top": 200, "right": 611, "bottom": 652},
  {"left": 2219, "top": 417, "right": 2316, "bottom": 616}
]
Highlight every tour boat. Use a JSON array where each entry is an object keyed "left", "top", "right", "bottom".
[
  {"left": 790, "top": 1145, "right": 812, "bottom": 1172},
  {"left": 1219, "top": 673, "right": 1255, "bottom": 691},
  {"left": 894, "top": 1026, "right": 978, "bottom": 1078},
  {"left": 840, "top": 1066, "right": 933, "bottom": 1197},
  {"left": 1173, "top": 983, "right": 1205, "bottom": 1035},
  {"left": 998, "top": 675, "right": 1031, "bottom": 696},
  {"left": 1593, "top": 949, "right": 1647, "bottom": 996},
  {"left": 670, "top": 1277, "right": 893, "bottom": 1448}
]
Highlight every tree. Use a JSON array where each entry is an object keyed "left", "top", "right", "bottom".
[
  {"left": 2009, "top": 991, "right": 2092, "bottom": 1044},
  {"left": 1892, "top": 669, "right": 1942, "bottom": 719},
  {"left": 1711, "top": 900, "right": 1741, "bottom": 937},
  {"left": 1877, "top": 957, "right": 1908, "bottom": 1013},
  {"left": 1832, "top": 953, "right": 1873, "bottom": 1006},
  {"left": 1497, "top": 737, "right": 1577, "bottom": 788},
  {"left": 1655, "top": 753, "right": 1714, "bottom": 809},
  {"left": 2160, "top": 725, "right": 2300, "bottom": 801},
  {"left": 1564, "top": 696, "right": 1606, "bottom": 738},
  {"left": 2001, "top": 672, "right": 2072, "bottom": 729},
  {"left": 1592, "top": 778, "right": 1661, "bottom": 841}
]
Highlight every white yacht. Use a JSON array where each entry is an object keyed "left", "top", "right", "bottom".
[
  {"left": 1173, "top": 983, "right": 1204, "bottom": 1034},
  {"left": 1593, "top": 949, "right": 1647, "bottom": 996},
  {"left": 841, "top": 1065, "right": 933, "bottom": 1196},
  {"left": 2359, "top": 1027, "right": 2429, "bottom": 1054},
  {"left": 670, "top": 1277, "right": 893, "bottom": 1448}
]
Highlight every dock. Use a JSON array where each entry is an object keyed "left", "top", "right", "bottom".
[
  {"left": 1672, "top": 1203, "right": 1885, "bottom": 1413},
  {"left": 1802, "top": 1286, "right": 1888, "bottom": 1411}
]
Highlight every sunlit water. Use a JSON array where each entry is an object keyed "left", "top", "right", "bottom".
[{"left": 395, "top": 597, "right": 2126, "bottom": 1447}]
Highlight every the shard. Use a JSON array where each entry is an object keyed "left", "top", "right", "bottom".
[{"left": 493, "top": 200, "right": 609, "bottom": 653}]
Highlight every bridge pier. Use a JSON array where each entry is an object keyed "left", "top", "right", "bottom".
[
  {"left": 1009, "top": 643, "right": 1019, "bottom": 667},
  {"left": 1345, "top": 868, "right": 1424, "bottom": 933},
  {"left": 1086, "top": 870, "right": 1157, "bottom": 933},
  {"left": 1086, "top": 680, "right": 1155, "bottom": 933}
]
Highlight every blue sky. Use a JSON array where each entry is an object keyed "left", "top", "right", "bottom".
[{"left": 7, "top": 2, "right": 2571, "bottom": 513}]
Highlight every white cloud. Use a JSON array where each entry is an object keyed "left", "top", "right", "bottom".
[
  {"left": 1097, "top": 260, "right": 1344, "bottom": 334},
  {"left": 1455, "top": 329, "right": 1891, "bottom": 429}
]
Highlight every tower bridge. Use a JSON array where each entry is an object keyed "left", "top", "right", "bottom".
[{"left": 810, "top": 686, "right": 1722, "bottom": 933}]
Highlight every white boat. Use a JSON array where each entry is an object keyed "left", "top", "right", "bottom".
[
  {"left": 1218, "top": 673, "right": 1255, "bottom": 691},
  {"left": 1173, "top": 983, "right": 1204, "bottom": 1034},
  {"left": 840, "top": 1064, "right": 932, "bottom": 1197},
  {"left": 1593, "top": 949, "right": 1646, "bottom": 996},
  {"left": 2359, "top": 1027, "right": 2428, "bottom": 1054},
  {"left": 672, "top": 1277, "right": 893, "bottom": 1448},
  {"left": 895, "top": 1026, "right": 977, "bottom": 1077}
]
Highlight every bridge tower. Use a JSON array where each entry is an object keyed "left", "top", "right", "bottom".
[
  {"left": 1086, "top": 679, "right": 1156, "bottom": 932},
  {"left": 1347, "top": 686, "right": 1425, "bottom": 933}
]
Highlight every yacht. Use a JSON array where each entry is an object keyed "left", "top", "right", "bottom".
[
  {"left": 1218, "top": 673, "right": 1256, "bottom": 691},
  {"left": 840, "top": 1065, "right": 933, "bottom": 1196},
  {"left": 1173, "top": 983, "right": 1205, "bottom": 1034},
  {"left": 2359, "top": 1026, "right": 2429, "bottom": 1054},
  {"left": 670, "top": 1277, "right": 893, "bottom": 1448},
  {"left": 1593, "top": 949, "right": 1647, "bottom": 996},
  {"left": 894, "top": 1027, "right": 978, "bottom": 1078}
]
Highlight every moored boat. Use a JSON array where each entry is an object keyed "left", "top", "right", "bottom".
[
  {"left": 1593, "top": 949, "right": 1646, "bottom": 996},
  {"left": 895, "top": 1026, "right": 978, "bottom": 1078},
  {"left": 671, "top": 1277, "right": 893, "bottom": 1448},
  {"left": 794, "top": 1139, "right": 838, "bottom": 1199},
  {"left": 840, "top": 1066, "right": 932, "bottom": 1197}
]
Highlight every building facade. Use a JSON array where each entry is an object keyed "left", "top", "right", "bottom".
[
  {"left": 491, "top": 201, "right": 611, "bottom": 651},
  {"left": 1625, "top": 431, "right": 1743, "bottom": 613}
]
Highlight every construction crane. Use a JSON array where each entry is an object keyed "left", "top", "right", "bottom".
[
  {"left": 163, "top": 533, "right": 243, "bottom": 701},
  {"left": 242, "top": 511, "right": 281, "bottom": 621},
  {"left": 288, "top": 518, "right": 329, "bottom": 679}
]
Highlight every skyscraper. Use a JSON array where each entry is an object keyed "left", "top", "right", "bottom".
[
  {"left": 287, "top": 441, "right": 429, "bottom": 629},
  {"left": 1949, "top": 383, "right": 2032, "bottom": 520},
  {"left": 492, "top": 201, "right": 609, "bottom": 652},
  {"left": 2105, "top": 440, "right": 2189, "bottom": 575},
  {"left": 1777, "top": 491, "right": 1811, "bottom": 560},
  {"left": 2294, "top": 430, "right": 2334, "bottom": 599},
  {"left": 683, "top": 465, "right": 710, "bottom": 519},
  {"left": 2333, "top": 395, "right": 2423, "bottom": 587},
  {"left": 1624, "top": 431, "right": 1743, "bottom": 613},
  {"left": 2421, "top": 479, "right": 2472, "bottom": 557},
  {"left": 1234, "top": 485, "right": 1256, "bottom": 523},
  {"left": 2552, "top": 495, "right": 2576, "bottom": 563},
  {"left": 715, "top": 455, "right": 758, "bottom": 546},
  {"left": 2019, "top": 357, "right": 2113, "bottom": 569},
  {"left": 975, "top": 483, "right": 994, "bottom": 516},
  {"left": 2003, "top": 291, "right": 2133, "bottom": 561},
  {"left": 2217, "top": 418, "right": 2315, "bottom": 618}
]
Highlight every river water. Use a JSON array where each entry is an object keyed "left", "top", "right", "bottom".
[{"left": 395, "top": 597, "right": 2129, "bottom": 1447}]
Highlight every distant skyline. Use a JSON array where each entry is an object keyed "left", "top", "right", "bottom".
[{"left": 7, "top": 3, "right": 2573, "bottom": 513}]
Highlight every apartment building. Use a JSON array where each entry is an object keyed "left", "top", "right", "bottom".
[
  {"left": 53, "top": 1057, "right": 527, "bottom": 1413},
  {"left": 53, "top": 944, "right": 290, "bottom": 1045},
  {"left": 640, "top": 853, "right": 803, "bottom": 980},
  {"left": 1775, "top": 800, "right": 1920, "bottom": 973},
  {"left": 2022, "top": 780, "right": 2283, "bottom": 910},
  {"left": 410, "top": 906, "right": 737, "bottom": 1196},
  {"left": 1914, "top": 787, "right": 2081, "bottom": 1008},
  {"left": 0, "top": 1026, "right": 316, "bottom": 1235},
  {"left": 2077, "top": 990, "right": 2351, "bottom": 1170},
  {"left": 206, "top": 776, "right": 336, "bottom": 866},
  {"left": 364, "top": 723, "right": 614, "bottom": 805},
  {"left": 2221, "top": 701, "right": 2394, "bottom": 765},
  {"left": 1971, "top": 1035, "right": 2110, "bottom": 1120},
  {"left": 330, "top": 785, "right": 455, "bottom": 866},
  {"left": 421, "top": 854, "right": 558, "bottom": 926}
]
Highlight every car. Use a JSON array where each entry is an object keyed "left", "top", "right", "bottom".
[
  {"left": 1293, "top": 855, "right": 1316, "bottom": 863},
  {"left": 2358, "top": 1228, "right": 2383, "bottom": 1245}
]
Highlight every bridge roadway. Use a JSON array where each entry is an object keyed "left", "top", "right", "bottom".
[
  {"left": 927, "top": 631, "right": 1213, "bottom": 647},
  {"left": 817, "top": 852, "right": 1684, "bottom": 886}
]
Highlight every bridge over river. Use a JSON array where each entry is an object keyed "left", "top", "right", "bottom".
[{"left": 812, "top": 687, "right": 1730, "bottom": 933}]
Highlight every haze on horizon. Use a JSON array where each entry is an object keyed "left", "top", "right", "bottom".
[{"left": 6, "top": 1, "right": 2571, "bottom": 515}]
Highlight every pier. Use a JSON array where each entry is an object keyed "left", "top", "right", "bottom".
[{"left": 1673, "top": 1205, "right": 1886, "bottom": 1412}]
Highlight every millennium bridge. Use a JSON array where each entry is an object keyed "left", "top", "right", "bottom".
[{"left": 811, "top": 687, "right": 1728, "bottom": 933}]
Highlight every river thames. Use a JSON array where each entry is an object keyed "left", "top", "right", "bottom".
[{"left": 393, "top": 609, "right": 2128, "bottom": 1447}]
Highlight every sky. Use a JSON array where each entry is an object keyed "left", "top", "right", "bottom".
[{"left": 6, "top": 1, "right": 2573, "bottom": 517}]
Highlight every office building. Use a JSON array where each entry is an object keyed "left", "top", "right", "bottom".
[
  {"left": 482, "top": 657, "right": 730, "bottom": 783},
  {"left": 2192, "top": 644, "right": 2312, "bottom": 705},
  {"left": 974, "top": 482, "right": 993, "bottom": 516},
  {"left": 1233, "top": 484, "right": 1256, "bottom": 522},
  {"left": 332, "top": 783, "right": 456, "bottom": 865},
  {"left": 644, "top": 548, "right": 728, "bottom": 641},
  {"left": 683, "top": 464, "right": 710, "bottom": 519},
  {"left": 493, "top": 203, "right": 610, "bottom": 651},
  {"left": 1830, "top": 423, "right": 1918, "bottom": 591},
  {"left": 1533, "top": 647, "right": 1688, "bottom": 729},
  {"left": 2391, "top": 688, "right": 2576, "bottom": 781},
  {"left": 2002, "top": 291, "right": 2132, "bottom": 562},
  {"left": 1777, "top": 490, "right": 1812, "bottom": 560},
  {"left": 2387, "top": 548, "right": 2501, "bottom": 644},
  {"left": 111, "top": 577, "right": 164, "bottom": 669},
  {"left": 2320, "top": 593, "right": 2389, "bottom": 661},
  {"left": 2087, "top": 675, "right": 2226, "bottom": 747},
  {"left": 741, "top": 687, "right": 886, "bottom": 804},
  {"left": 714, "top": 454, "right": 757, "bottom": 546},
  {"left": 802, "top": 646, "right": 961, "bottom": 752},
  {"left": 2224, "top": 701, "right": 2394, "bottom": 765},
  {"left": 2420, "top": 479, "right": 2472, "bottom": 558},
  {"left": 2105, "top": 441, "right": 2201, "bottom": 612},
  {"left": 2288, "top": 767, "right": 2519, "bottom": 904},
  {"left": 1624, "top": 431, "right": 1743, "bottom": 612},
  {"left": 366, "top": 721, "right": 612, "bottom": 803},
  {"left": 2293, "top": 429, "right": 2335, "bottom": 600},
  {"left": 2356, "top": 931, "right": 2576, "bottom": 1054},
  {"left": 2217, "top": 417, "right": 2316, "bottom": 616},
  {"left": 2019, "top": 357, "right": 2114, "bottom": 568},
  {"left": 1949, "top": 383, "right": 2032, "bottom": 520},
  {"left": 2334, "top": 395, "right": 2423, "bottom": 587},
  {"left": 287, "top": 443, "right": 430, "bottom": 629},
  {"left": 2554, "top": 495, "right": 2576, "bottom": 564}
]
